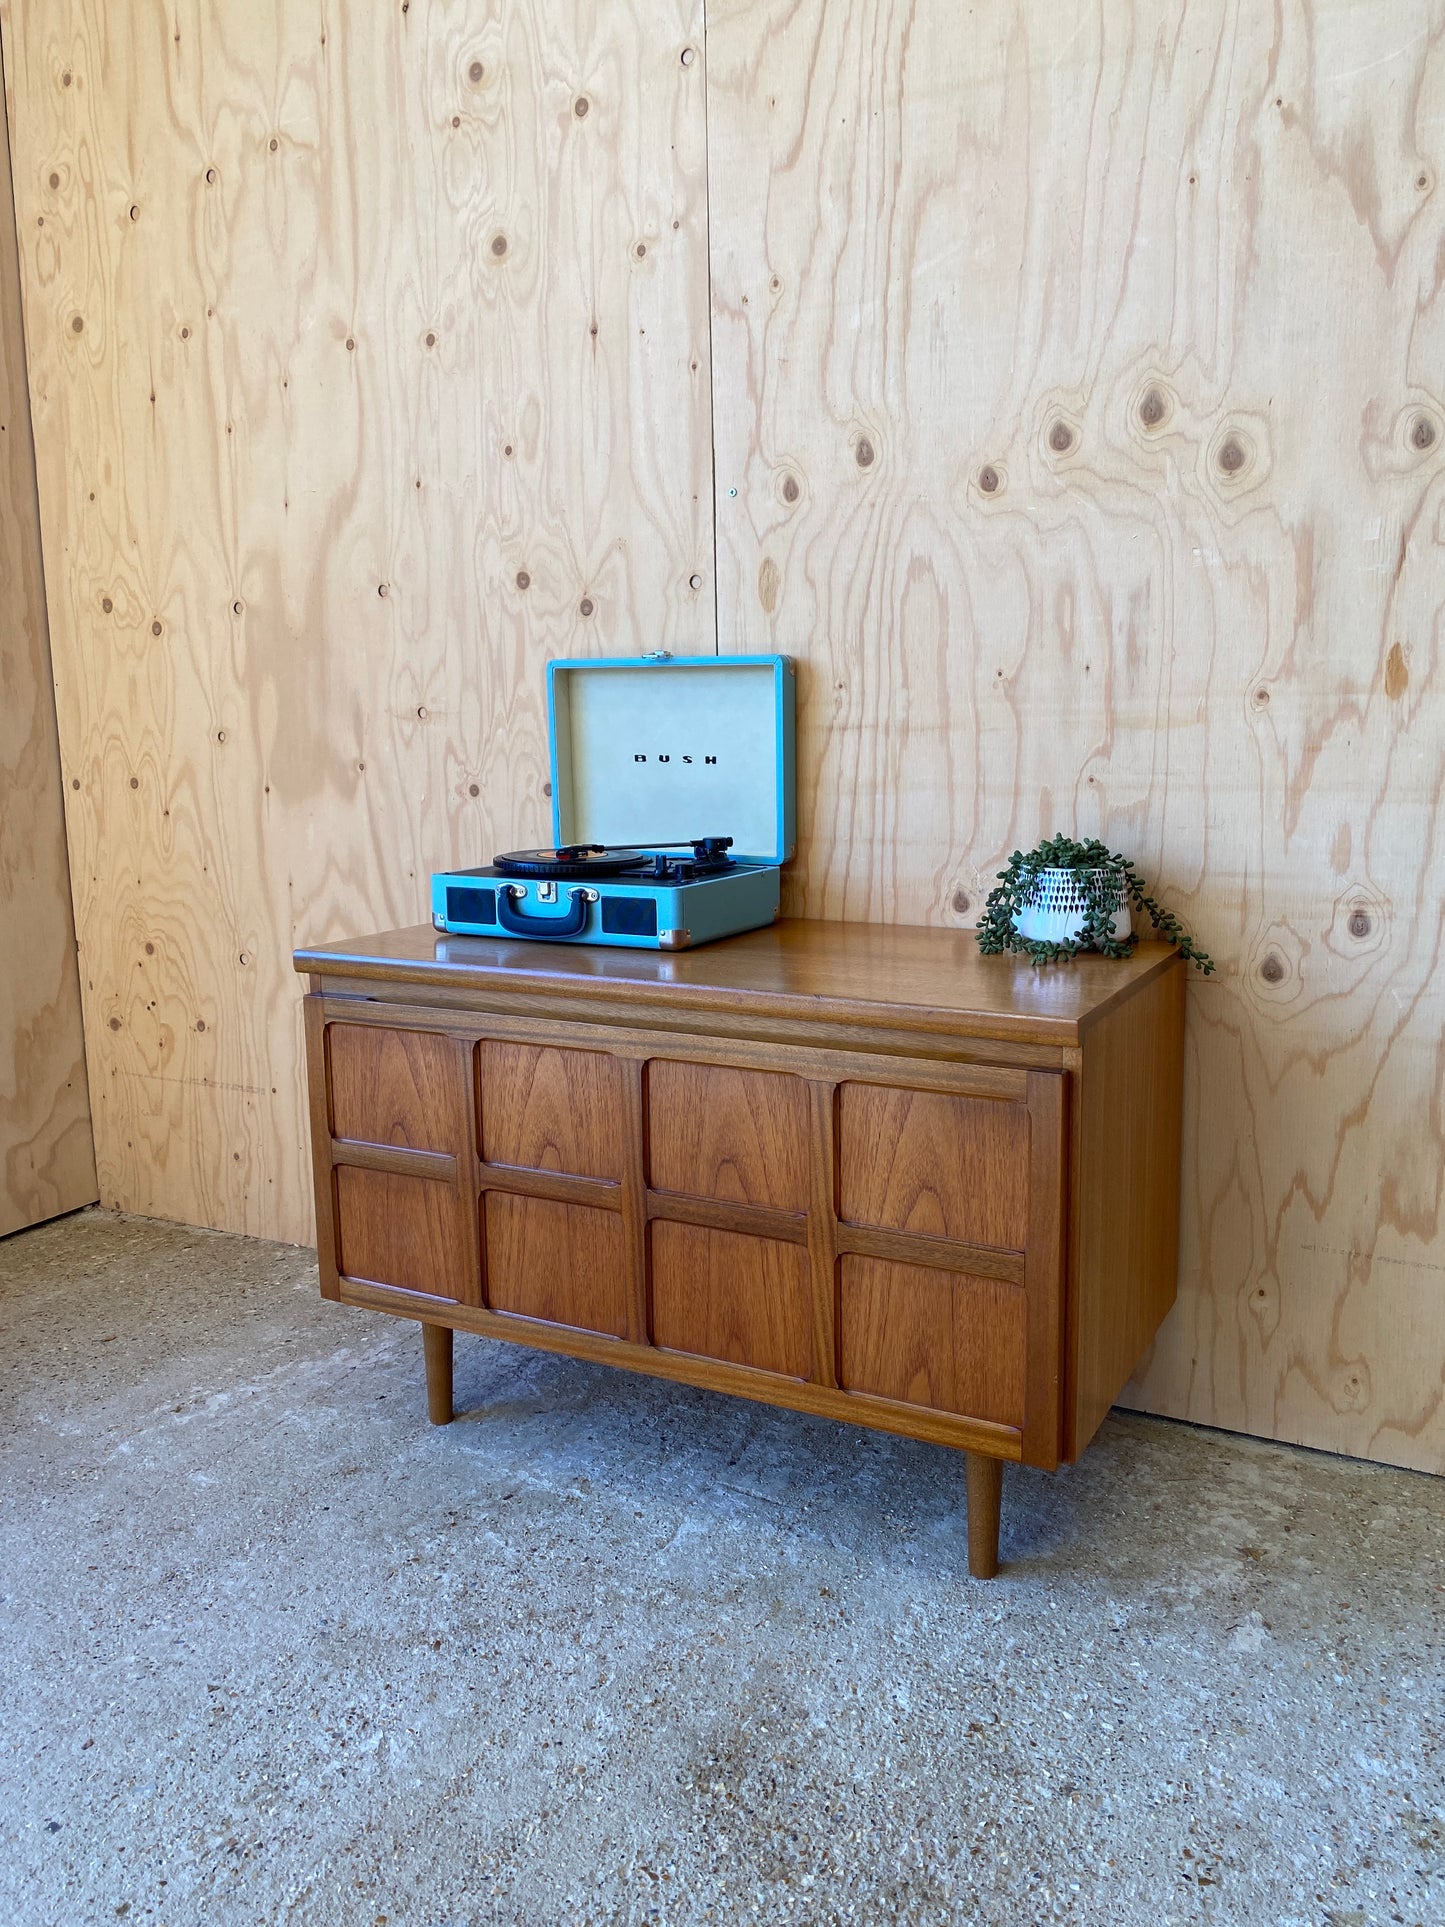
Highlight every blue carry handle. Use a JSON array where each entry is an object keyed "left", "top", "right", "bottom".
[{"left": 497, "top": 884, "right": 590, "bottom": 939}]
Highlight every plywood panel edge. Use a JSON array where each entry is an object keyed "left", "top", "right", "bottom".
[{"left": 0, "top": 13, "right": 95, "bottom": 1236}]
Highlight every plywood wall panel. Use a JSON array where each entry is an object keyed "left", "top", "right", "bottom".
[
  {"left": 2, "top": 0, "right": 713, "bottom": 1240},
  {"left": 706, "top": 0, "right": 1445, "bottom": 1472},
  {"left": 0, "top": 48, "right": 95, "bottom": 1237}
]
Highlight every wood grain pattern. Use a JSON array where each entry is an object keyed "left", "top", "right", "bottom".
[
  {"left": 329, "top": 1024, "right": 459, "bottom": 1154},
  {"left": 479, "top": 1040, "right": 625, "bottom": 1179},
  {"left": 705, "top": 0, "right": 1445, "bottom": 1473},
  {"left": 483, "top": 1191, "right": 629, "bottom": 1337},
  {"left": 647, "top": 1057, "right": 809, "bottom": 1207},
  {"left": 838, "top": 1084, "right": 1030, "bottom": 1250},
  {"left": 0, "top": 46, "right": 93, "bottom": 1235},
  {"left": 651, "top": 1219, "right": 812, "bottom": 1378},
  {"left": 334, "top": 1165, "right": 469, "bottom": 1302},
  {"left": 838, "top": 1255, "right": 1026, "bottom": 1429},
  {"left": 1, "top": 0, "right": 711, "bottom": 1239}
]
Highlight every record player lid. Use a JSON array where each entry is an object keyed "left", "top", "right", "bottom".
[{"left": 546, "top": 654, "right": 796, "bottom": 867}]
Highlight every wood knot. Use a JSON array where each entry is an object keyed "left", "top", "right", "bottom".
[
  {"left": 425, "top": 331, "right": 436, "bottom": 347},
  {"left": 490, "top": 234, "right": 508, "bottom": 257},
  {"left": 1252, "top": 686, "right": 1270, "bottom": 707},
  {"left": 579, "top": 596, "right": 594, "bottom": 617},
  {"left": 1048, "top": 419, "right": 1073, "bottom": 453},
  {"left": 268, "top": 137, "right": 279, "bottom": 152},
  {"left": 516, "top": 569, "right": 530, "bottom": 590},
  {"left": 1385, "top": 640, "right": 1409, "bottom": 699},
  {"left": 681, "top": 46, "right": 697, "bottom": 66},
  {"left": 574, "top": 97, "right": 589, "bottom": 118},
  {"left": 129, "top": 776, "right": 139, "bottom": 789},
  {"left": 1348, "top": 909, "right": 1371, "bottom": 939},
  {"left": 468, "top": 60, "right": 484, "bottom": 83},
  {"left": 1217, "top": 435, "right": 1247, "bottom": 473},
  {"left": 48, "top": 171, "right": 59, "bottom": 188},
  {"left": 145, "top": 942, "right": 154, "bottom": 955},
  {"left": 634, "top": 242, "right": 647, "bottom": 259},
  {"left": 108, "top": 1016, "right": 121, "bottom": 1031},
  {"left": 689, "top": 573, "right": 703, "bottom": 590},
  {"left": 71, "top": 314, "right": 84, "bottom": 333},
  {"left": 951, "top": 889, "right": 971, "bottom": 915},
  {"left": 205, "top": 167, "right": 217, "bottom": 184},
  {"left": 1260, "top": 953, "right": 1285, "bottom": 984},
  {"left": 855, "top": 437, "right": 875, "bottom": 467},
  {"left": 195, "top": 1018, "right": 206, "bottom": 1032},
  {"left": 1411, "top": 413, "right": 1437, "bottom": 451},
  {"left": 543, "top": 781, "right": 553, "bottom": 798},
  {"left": 1139, "top": 386, "right": 1166, "bottom": 428},
  {"left": 151, "top": 620, "right": 163, "bottom": 636},
  {"left": 468, "top": 783, "right": 480, "bottom": 797},
  {"left": 978, "top": 465, "right": 999, "bottom": 494},
  {"left": 781, "top": 473, "right": 800, "bottom": 503},
  {"left": 101, "top": 596, "right": 113, "bottom": 613}
]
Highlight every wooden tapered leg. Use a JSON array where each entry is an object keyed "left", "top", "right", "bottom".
[
  {"left": 423, "top": 1322, "right": 454, "bottom": 1425},
  {"left": 965, "top": 1453, "right": 1003, "bottom": 1579}
]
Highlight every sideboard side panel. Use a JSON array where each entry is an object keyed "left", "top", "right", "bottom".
[
  {"left": 1068, "top": 960, "right": 1188, "bottom": 1458},
  {"left": 303, "top": 994, "right": 341, "bottom": 1300}
]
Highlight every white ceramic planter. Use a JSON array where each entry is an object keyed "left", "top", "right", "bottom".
[{"left": 1013, "top": 867, "right": 1132, "bottom": 946}]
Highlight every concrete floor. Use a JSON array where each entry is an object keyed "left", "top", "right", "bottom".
[{"left": 0, "top": 1212, "right": 1441, "bottom": 1927}]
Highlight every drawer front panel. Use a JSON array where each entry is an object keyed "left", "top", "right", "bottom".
[
  {"left": 651, "top": 1221, "right": 811, "bottom": 1378},
  {"left": 838, "top": 1255, "right": 1025, "bottom": 1428},
  {"left": 479, "top": 1042, "right": 625, "bottom": 1179},
  {"left": 838, "top": 1084, "right": 1030, "bottom": 1250},
  {"left": 335, "top": 1166, "right": 469, "bottom": 1301},
  {"left": 484, "top": 1192, "right": 628, "bottom": 1337},
  {"left": 329, "top": 1024, "right": 459, "bottom": 1153},
  {"left": 648, "top": 1060, "right": 809, "bottom": 1209}
]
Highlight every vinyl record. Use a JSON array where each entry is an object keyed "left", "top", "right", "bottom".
[{"left": 494, "top": 844, "right": 650, "bottom": 880}]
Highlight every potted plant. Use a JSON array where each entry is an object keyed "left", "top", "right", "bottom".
[{"left": 974, "top": 834, "right": 1214, "bottom": 972}]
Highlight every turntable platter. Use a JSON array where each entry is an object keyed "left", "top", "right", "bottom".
[{"left": 493, "top": 844, "right": 650, "bottom": 880}]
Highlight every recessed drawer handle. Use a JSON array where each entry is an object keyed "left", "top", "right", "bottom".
[{"left": 497, "top": 884, "right": 591, "bottom": 938}]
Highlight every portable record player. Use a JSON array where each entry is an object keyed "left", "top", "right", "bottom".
[{"left": 430, "top": 653, "right": 796, "bottom": 950}]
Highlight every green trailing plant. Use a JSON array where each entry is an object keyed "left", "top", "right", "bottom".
[{"left": 975, "top": 834, "right": 1215, "bottom": 973}]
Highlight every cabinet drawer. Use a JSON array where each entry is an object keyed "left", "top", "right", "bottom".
[
  {"left": 651, "top": 1221, "right": 811, "bottom": 1378},
  {"left": 479, "top": 1042, "right": 625, "bottom": 1180},
  {"left": 838, "top": 1254, "right": 1025, "bottom": 1427},
  {"left": 838, "top": 1083, "right": 1030, "bottom": 1250},
  {"left": 329, "top": 1024, "right": 460, "bottom": 1153},
  {"left": 484, "top": 1193, "right": 628, "bottom": 1337},
  {"left": 648, "top": 1060, "right": 809, "bottom": 1210},
  {"left": 334, "top": 1166, "right": 469, "bottom": 1302}
]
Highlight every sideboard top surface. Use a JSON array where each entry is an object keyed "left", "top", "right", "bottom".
[{"left": 295, "top": 920, "right": 1178, "bottom": 1048}]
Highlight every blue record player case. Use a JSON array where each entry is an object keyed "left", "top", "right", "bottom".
[{"left": 430, "top": 653, "right": 796, "bottom": 951}]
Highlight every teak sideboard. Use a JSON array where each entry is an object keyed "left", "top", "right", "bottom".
[{"left": 295, "top": 921, "right": 1186, "bottom": 1577}]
